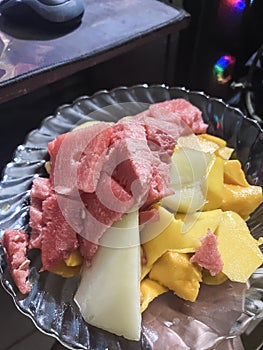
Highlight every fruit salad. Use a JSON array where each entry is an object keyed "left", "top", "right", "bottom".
[{"left": 2, "top": 98, "right": 263, "bottom": 342}]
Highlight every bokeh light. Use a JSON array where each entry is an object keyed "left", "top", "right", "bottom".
[
  {"left": 226, "top": 0, "right": 246, "bottom": 11},
  {"left": 213, "top": 55, "right": 236, "bottom": 84}
]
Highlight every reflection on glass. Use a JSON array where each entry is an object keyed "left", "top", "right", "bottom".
[{"left": 213, "top": 55, "right": 236, "bottom": 84}]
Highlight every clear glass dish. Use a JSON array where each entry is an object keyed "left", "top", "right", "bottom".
[{"left": 0, "top": 84, "right": 262, "bottom": 350}]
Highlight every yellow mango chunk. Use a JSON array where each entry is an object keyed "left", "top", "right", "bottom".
[
  {"left": 223, "top": 160, "right": 249, "bottom": 186},
  {"left": 202, "top": 155, "right": 224, "bottom": 211},
  {"left": 198, "top": 134, "right": 226, "bottom": 148},
  {"left": 45, "top": 161, "right": 51, "bottom": 174},
  {"left": 141, "top": 263, "right": 152, "bottom": 280},
  {"left": 175, "top": 209, "right": 222, "bottom": 235},
  {"left": 202, "top": 269, "right": 228, "bottom": 285},
  {"left": 140, "top": 278, "right": 168, "bottom": 313},
  {"left": 179, "top": 134, "right": 233, "bottom": 159},
  {"left": 215, "top": 146, "right": 234, "bottom": 160},
  {"left": 220, "top": 184, "right": 263, "bottom": 218},
  {"left": 64, "top": 250, "right": 83, "bottom": 267},
  {"left": 179, "top": 134, "right": 219, "bottom": 153},
  {"left": 48, "top": 250, "right": 83, "bottom": 278},
  {"left": 177, "top": 134, "right": 210, "bottom": 152},
  {"left": 149, "top": 251, "right": 202, "bottom": 302},
  {"left": 142, "top": 212, "right": 184, "bottom": 267},
  {"left": 49, "top": 260, "right": 81, "bottom": 278},
  {"left": 176, "top": 209, "right": 222, "bottom": 245},
  {"left": 140, "top": 206, "right": 174, "bottom": 245},
  {"left": 215, "top": 211, "right": 263, "bottom": 283}
]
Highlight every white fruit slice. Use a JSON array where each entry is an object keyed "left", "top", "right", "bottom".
[
  {"left": 74, "top": 210, "right": 141, "bottom": 340},
  {"left": 170, "top": 147, "right": 211, "bottom": 186},
  {"left": 162, "top": 182, "right": 205, "bottom": 213},
  {"left": 162, "top": 147, "right": 211, "bottom": 214}
]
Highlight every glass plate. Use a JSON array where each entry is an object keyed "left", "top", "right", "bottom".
[{"left": 0, "top": 84, "right": 263, "bottom": 350}]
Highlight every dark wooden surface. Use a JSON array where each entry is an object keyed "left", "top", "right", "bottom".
[{"left": 0, "top": 0, "right": 189, "bottom": 103}]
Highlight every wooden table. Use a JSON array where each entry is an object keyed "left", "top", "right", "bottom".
[{"left": 0, "top": 0, "right": 190, "bottom": 104}]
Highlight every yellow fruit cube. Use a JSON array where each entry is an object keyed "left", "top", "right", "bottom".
[
  {"left": 140, "top": 278, "right": 168, "bottom": 313},
  {"left": 202, "top": 155, "right": 224, "bottom": 210},
  {"left": 220, "top": 184, "right": 263, "bottom": 218},
  {"left": 177, "top": 134, "right": 216, "bottom": 152},
  {"left": 215, "top": 146, "right": 234, "bottom": 160},
  {"left": 223, "top": 160, "right": 249, "bottom": 186},
  {"left": 142, "top": 212, "right": 184, "bottom": 267},
  {"left": 175, "top": 209, "right": 223, "bottom": 249},
  {"left": 202, "top": 269, "right": 228, "bottom": 285},
  {"left": 64, "top": 250, "right": 83, "bottom": 267},
  {"left": 49, "top": 250, "right": 83, "bottom": 278},
  {"left": 215, "top": 211, "right": 263, "bottom": 283},
  {"left": 140, "top": 206, "right": 174, "bottom": 245},
  {"left": 179, "top": 134, "right": 233, "bottom": 159},
  {"left": 49, "top": 260, "right": 81, "bottom": 278},
  {"left": 141, "top": 263, "right": 152, "bottom": 280},
  {"left": 149, "top": 251, "right": 202, "bottom": 302},
  {"left": 178, "top": 134, "right": 219, "bottom": 153},
  {"left": 198, "top": 134, "right": 226, "bottom": 148}
]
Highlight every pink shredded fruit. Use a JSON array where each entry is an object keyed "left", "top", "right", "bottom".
[
  {"left": 190, "top": 229, "right": 224, "bottom": 276},
  {"left": 2, "top": 229, "right": 31, "bottom": 294}
]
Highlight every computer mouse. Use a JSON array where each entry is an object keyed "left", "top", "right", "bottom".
[{"left": 0, "top": 0, "right": 85, "bottom": 24}]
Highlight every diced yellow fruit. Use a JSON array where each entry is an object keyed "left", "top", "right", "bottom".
[
  {"left": 140, "top": 278, "right": 168, "bottom": 313},
  {"left": 140, "top": 206, "right": 174, "bottom": 245},
  {"left": 149, "top": 251, "right": 202, "bottom": 302},
  {"left": 49, "top": 249, "right": 83, "bottom": 277},
  {"left": 202, "top": 269, "right": 228, "bottom": 285},
  {"left": 45, "top": 161, "right": 51, "bottom": 174},
  {"left": 175, "top": 209, "right": 223, "bottom": 248},
  {"left": 178, "top": 134, "right": 207, "bottom": 151},
  {"left": 223, "top": 160, "right": 249, "bottom": 186},
  {"left": 141, "top": 263, "right": 152, "bottom": 280},
  {"left": 49, "top": 260, "right": 81, "bottom": 278},
  {"left": 198, "top": 134, "right": 227, "bottom": 148},
  {"left": 179, "top": 134, "right": 233, "bottom": 160},
  {"left": 202, "top": 155, "right": 224, "bottom": 211},
  {"left": 64, "top": 250, "right": 83, "bottom": 267},
  {"left": 215, "top": 211, "right": 263, "bottom": 283},
  {"left": 215, "top": 146, "right": 234, "bottom": 160},
  {"left": 180, "top": 134, "right": 234, "bottom": 160},
  {"left": 178, "top": 134, "right": 219, "bottom": 153},
  {"left": 142, "top": 212, "right": 184, "bottom": 267},
  {"left": 220, "top": 184, "right": 263, "bottom": 218}
]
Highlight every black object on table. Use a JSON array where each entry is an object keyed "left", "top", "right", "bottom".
[{"left": 0, "top": 0, "right": 85, "bottom": 24}]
